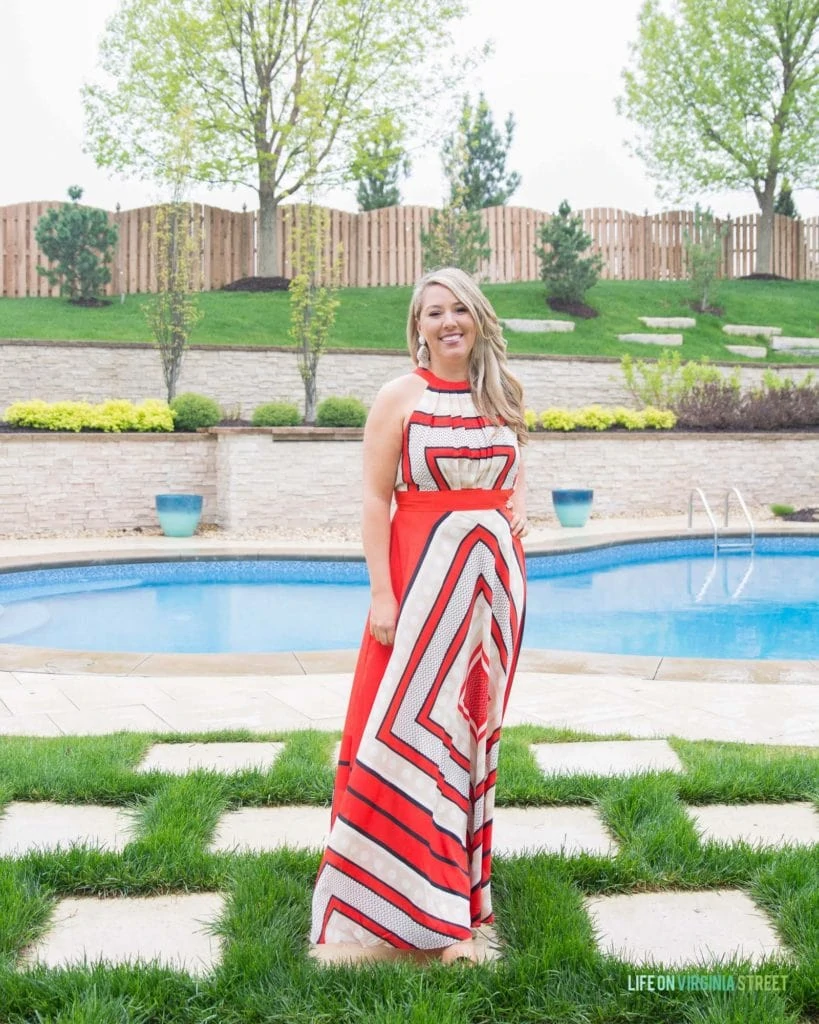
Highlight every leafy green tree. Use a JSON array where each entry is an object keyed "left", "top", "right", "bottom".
[
  {"left": 535, "top": 200, "right": 603, "bottom": 306},
  {"left": 351, "top": 117, "right": 411, "bottom": 211},
  {"left": 289, "top": 203, "right": 343, "bottom": 423},
  {"left": 143, "top": 112, "right": 203, "bottom": 402},
  {"left": 683, "top": 205, "right": 729, "bottom": 312},
  {"left": 618, "top": 0, "right": 819, "bottom": 274},
  {"left": 35, "top": 186, "right": 118, "bottom": 304},
  {"left": 442, "top": 92, "right": 521, "bottom": 210},
  {"left": 83, "top": 0, "right": 477, "bottom": 277}
]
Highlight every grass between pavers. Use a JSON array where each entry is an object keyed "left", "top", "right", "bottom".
[
  {"left": 0, "top": 726, "right": 816, "bottom": 1023},
  {"left": 1, "top": 279, "right": 817, "bottom": 366}
]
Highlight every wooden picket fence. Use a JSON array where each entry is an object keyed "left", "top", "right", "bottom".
[{"left": 2, "top": 200, "right": 817, "bottom": 297}]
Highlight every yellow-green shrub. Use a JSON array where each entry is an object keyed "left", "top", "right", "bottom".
[
  {"left": 539, "top": 408, "right": 575, "bottom": 431},
  {"left": 574, "top": 405, "right": 617, "bottom": 430},
  {"left": 611, "top": 406, "right": 646, "bottom": 429},
  {"left": 641, "top": 406, "right": 676, "bottom": 429},
  {"left": 524, "top": 408, "right": 538, "bottom": 431},
  {"left": 529, "top": 404, "right": 677, "bottom": 431},
  {"left": 3, "top": 398, "right": 174, "bottom": 432}
]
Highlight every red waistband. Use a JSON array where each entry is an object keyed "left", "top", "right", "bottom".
[{"left": 395, "top": 489, "right": 512, "bottom": 512}]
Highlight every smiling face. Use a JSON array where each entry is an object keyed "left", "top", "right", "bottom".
[{"left": 416, "top": 284, "right": 478, "bottom": 379}]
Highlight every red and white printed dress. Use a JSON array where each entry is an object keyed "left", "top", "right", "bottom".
[{"left": 310, "top": 367, "right": 526, "bottom": 951}]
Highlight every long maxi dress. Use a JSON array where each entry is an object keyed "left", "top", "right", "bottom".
[{"left": 310, "top": 367, "right": 527, "bottom": 951}]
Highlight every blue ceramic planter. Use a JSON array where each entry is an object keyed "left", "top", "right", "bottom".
[
  {"left": 155, "top": 493, "right": 203, "bottom": 537},
  {"left": 551, "top": 488, "right": 593, "bottom": 528}
]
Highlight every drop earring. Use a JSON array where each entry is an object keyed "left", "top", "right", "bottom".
[{"left": 417, "top": 335, "right": 431, "bottom": 369}]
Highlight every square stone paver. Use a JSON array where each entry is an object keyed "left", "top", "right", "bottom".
[
  {"left": 532, "top": 740, "right": 684, "bottom": 778},
  {"left": 210, "top": 806, "right": 330, "bottom": 853},
  {"left": 584, "top": 890, "right": 787, "bottom": 967},
  {"left": 493, "top": 807, "right": 618, "bottom": 857},
  {"left": 0, "top": 802, "right": 136, "bottom": 856},
  {"left": 22, "top": 893, "right": 225, "bottom": 976},
  {"left": 135, "top": 742, "right": 284, "bottom": 775},
  {"left": 688, "top": 802, "right": 819, "bottom": 848}
]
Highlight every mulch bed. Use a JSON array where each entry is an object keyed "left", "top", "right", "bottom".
[
  {"left": 221, "top": 276, "right": 291, "bottom": 291},
  {"left": 688, "top": 301, "right": 725, "bottom": 316},
  {"left": 546, "top": 298, "right": 599, "bottom": 319},
  {"left": 738, "top": 273, "right": 791, "bottom": 282},
  {"left": 781, "top": 507, "right": 819, "bottom": 522}
]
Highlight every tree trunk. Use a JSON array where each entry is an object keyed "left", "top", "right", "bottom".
[
  {"left": 258, "top": 179, "right": 278, "bottom": 277},
  {"left": 304, "top": 370, "right": 317, "bottom": 424},
  {"left": 755, "top": 183, "right": 776, "bottom": 275}
]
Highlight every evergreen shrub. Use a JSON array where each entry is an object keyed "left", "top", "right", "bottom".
[
  {"left": 252, "top": 402, "right": 302, "bottom": 426},
  {"left": 169, "top": 392, "right": 222, "bottom": 431},
  {"left": 315, "top": 397, "right": 368, "bottom": 427}
]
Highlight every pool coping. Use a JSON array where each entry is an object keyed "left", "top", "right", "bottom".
[{"left": 1, "top": 523, "right": 818, "bottom": 684}]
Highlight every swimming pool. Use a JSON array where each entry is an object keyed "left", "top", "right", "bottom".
[{"left": 0, "top": 537, "right": 817, "bottom": 660}]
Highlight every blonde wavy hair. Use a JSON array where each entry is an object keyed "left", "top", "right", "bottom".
[{"left": 406, "top": 267, "right": 527, "bottom": 445}]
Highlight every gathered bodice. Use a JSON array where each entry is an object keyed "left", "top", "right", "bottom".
[{"left": 395, "top": 369, "right": 519, "bottom": 493}]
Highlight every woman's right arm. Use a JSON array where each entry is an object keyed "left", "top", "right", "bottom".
[{"left": 361, "top": 380, "right": 409, "bottom": 647}]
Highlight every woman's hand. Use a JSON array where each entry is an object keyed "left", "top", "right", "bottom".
[
  {"left": 369, "top": 590, "right": 399, "bottom": 646},
  {"left": 506, "top": 496, "right": 529, "bottom": 538}
]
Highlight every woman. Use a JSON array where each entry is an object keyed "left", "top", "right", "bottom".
[{"left": 310, "top": 267, "right": 528, "bottom": 965}]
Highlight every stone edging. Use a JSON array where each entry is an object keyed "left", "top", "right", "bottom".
[{"left": 3, "top": 338, "right": 819, "bottom": 369}]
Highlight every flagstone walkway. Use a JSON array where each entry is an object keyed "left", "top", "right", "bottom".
[{"left": 0, "top": 518, "right": 816, "bottom": 976}]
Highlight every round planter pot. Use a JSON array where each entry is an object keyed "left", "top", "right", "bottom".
[
  {"left": 551, "top": 488, "right": 593, "bottom": 528},
  {"left": 155, "top": 493, "right": 203, "bottom": 537}
]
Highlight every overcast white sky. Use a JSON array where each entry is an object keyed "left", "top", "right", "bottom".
[{"left": 3, "top": 0, "right": 817, "bottom": 218}]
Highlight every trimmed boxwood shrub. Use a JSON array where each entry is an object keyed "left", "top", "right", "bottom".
[
  {"left": 315, "top": 396, "right": 368, "bottom": 427},
  {"left": 170, "top": 392, "right": 222, "bottom": 431},
  {"left": 252, "top": 401, "right": 302, "bottom": 426}
]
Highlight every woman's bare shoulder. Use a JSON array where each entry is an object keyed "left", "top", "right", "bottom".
[
  {"left": 378, "top": 371, "right": 426, "bottom": 397},
  {"left": 368, "top": 372, "right": 427, "bottom": 432},
  {"left": 373, "top": 371, "right": 426, "bottom": 407}
]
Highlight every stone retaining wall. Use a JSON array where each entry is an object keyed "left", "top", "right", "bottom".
[
  {"left": 2, "top": 429, "right": 815, "bottom": 534},
  {"left": 0, "top": 434, "right": 217, "bottom": 534},
  {"left": 2, "top": 342, "right": 815, "bottom": 416}
]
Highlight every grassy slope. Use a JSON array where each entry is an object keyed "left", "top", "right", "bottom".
[{"left": 0, "top": 279, "right": 817, "bottom": 365}]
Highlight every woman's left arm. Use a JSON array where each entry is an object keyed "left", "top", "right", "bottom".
[{"left": 507, "top": 457, "right": 528, "bottom": 537}]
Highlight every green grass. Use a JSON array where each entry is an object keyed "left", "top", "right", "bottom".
[
  {"left": 0, "top": 728, "right": 817, "bottom": 1023},
  {"left": 1, "top": 279, "right": 818, "bottom": 365}
]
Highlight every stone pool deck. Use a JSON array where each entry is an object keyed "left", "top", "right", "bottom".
[{"left": 0, "top": 515, "right": 817, "bottom": 974}]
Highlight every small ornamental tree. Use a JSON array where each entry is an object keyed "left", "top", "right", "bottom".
[
  {"left": 352, "top": 117, "right": 411, "bottom": 211},
  {"left": 143, "top": 113, "right": 203, "bottom": 402},
  {"left": 420, "top": 203, "right": 491, "bottom": 276},
  {"left": 683, "top": 205, "right": 728, "bottom": 313},
  {"left": 289, "top": 203, "right": 343, "bottom": 424},
  {"left": 35, "top": 186, "right": 118, "bottom": 304},
  {"left": 421, "top": 137, "right": 491, "bottom": 276},
  {"left": 535, "top": 200, "right": 603, "bottom": 308}
]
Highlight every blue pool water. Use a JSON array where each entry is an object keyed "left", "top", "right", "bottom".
[{"left": 0, "top": 537, "right": 817, "bottom": 660}]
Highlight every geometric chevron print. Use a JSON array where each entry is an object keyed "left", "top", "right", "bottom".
[{"left": 310, "top": 369, "right": 527, "bottom": 952}]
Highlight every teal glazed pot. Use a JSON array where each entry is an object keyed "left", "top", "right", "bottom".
[
  {"left": 155, "top": 493, "right": 203, "bottom": 537},
  {"left": 551, "top": 488, "right": 593, "bottom": 528}
]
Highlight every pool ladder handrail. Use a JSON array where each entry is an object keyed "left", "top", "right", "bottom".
[{"left": 688, "top": 487, "right": 756, "bottom": 555}]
